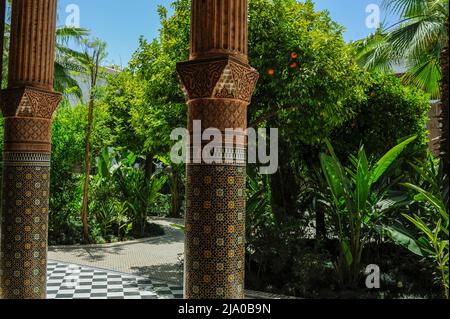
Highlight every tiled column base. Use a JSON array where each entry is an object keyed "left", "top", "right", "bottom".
[
  {"left": 184, "top": 164, "right": 246, "bottom": 299},
  {"left": 0, "top": 153, "right": 51, "bottom": 299}
]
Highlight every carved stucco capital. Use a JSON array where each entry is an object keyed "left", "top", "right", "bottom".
[
  {"left": 0, "top": 86, "right": 62, "bottom": 120},
  {"left": 176, "top": 56, "right": 259, "bottom": 103},
  {"left": 0, "top": 87, "right": 61, "bottom": 153}
]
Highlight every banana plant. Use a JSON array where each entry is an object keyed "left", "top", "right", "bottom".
[
  {"left": 380, "top": 153, "right": 449, "bottom": 298},
  {"left": 96, "top": 148, "right": 167, "bottom": 236},
  {"left": 320, "top": 136, "right": 417, "bottom": 288},
  {"left": 94, "top": 200, "right": 130, "bottom": 239},
  {"left": 401, "top": 187, "right": 448, "bottom": 299}
]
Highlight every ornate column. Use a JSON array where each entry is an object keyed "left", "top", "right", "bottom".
[
  {"left": 177, "top": 0, "right": 258, "bottom": 299},
  {"left": 0, "top": 0, "right": 61, "bottom": 299}
]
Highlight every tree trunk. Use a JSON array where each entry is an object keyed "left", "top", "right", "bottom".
[
  {"left": 140, "top": 153, "right": 154, "bottom": 235},
  {"left": 270, "top": 139, "right": 298, "bottom": 224},
  {"left": 144, "top": 153, "right": 154, "bottom": 180},
  {"left": 440, "top": 17, "right": 449, "bottom": 178},
  {"left": 170, "top": 170, "right": 181, "bottom": 218},
  {"left": 315, "top": 205, "right": 326, "bottom": 239},
  {"left": 81, "top": 93, "right": 95, "bottom": 242}
]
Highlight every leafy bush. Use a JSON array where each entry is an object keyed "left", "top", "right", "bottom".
[
  {"left": 295, "top": 72, "right": 432, "bottom": 241},
  {"left": 48, "top": 100, "right": 111, "bottom": 245},
  {"left": 402, "top": 183, "right": 449, "bottom": 299},
  {"left": 331, "top": 73, "right": 431, "bottom": 159},
  {"left": 320, "top": 136, "right": 417, "bottom": 288},
  {"left": 49, "top": 101, "right": 86, "bottom": 245},
  {"left": 382, "top": 155, "right": 449, "bottom": 298},
  {"left": 96, "top": 148, "right": 167, "bottom": 237}
]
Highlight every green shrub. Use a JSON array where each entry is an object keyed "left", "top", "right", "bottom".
[
  {"left": 331, "top": 73, "right": 431, "bottom": 160},
  {"left": 382, "top": 155, "right": 449, "bottom": 298},
  {"left": 95, "top": 148, "right": 167, "bottom": 237},
  {"left": 49, "top": 100, "right": 111, "bottom": 245},
  {"left": 48, "top": 101, "right": 86, "bottom": 245},
  {"left": 320, "top": 136, "right": 417, "bottom": 288}
]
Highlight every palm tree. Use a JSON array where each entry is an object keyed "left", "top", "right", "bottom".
[
  {"left": 355, "top": 0, "right": 449, "bottom": 177},
  {"left": 77, "top": 38, "right": 108, "bottom": 242}
]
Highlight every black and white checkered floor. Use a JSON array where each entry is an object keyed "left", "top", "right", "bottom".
[{"left": 47, "top": 261, "right": 184, "bottom": 299}]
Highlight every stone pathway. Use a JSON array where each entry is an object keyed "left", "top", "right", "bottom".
[
  {"left": 48, "top": 218, "right": 294, "bottom": 299},
  {"left": 48, "top": 218, "right": 185, "bottom": 285}
]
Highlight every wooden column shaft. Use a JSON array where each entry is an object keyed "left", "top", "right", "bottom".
[
  {"left": 8, "top": 0, "right": 58, "bottom": 90},
  {"left": 191, "top": 0, "right": 248, "bottom": 63}
]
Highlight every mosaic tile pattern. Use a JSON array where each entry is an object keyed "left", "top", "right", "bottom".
[
  {"left": 0, "top": 154, "right": 51, "bottom": 299},
  {"left": 185, "top": 164, "right": 246, "bottom": 299},
  {"left": 46, "top": 261, "right": 184, "bottom": 299}
]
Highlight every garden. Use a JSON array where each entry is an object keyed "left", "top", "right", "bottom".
[{"left": 0, "top": 0, "right": 448, "bottom": 299}]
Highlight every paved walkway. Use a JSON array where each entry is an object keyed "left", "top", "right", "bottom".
[
  {"left": 49, "top": 218, "right": 185, "bottom": 285},
  {"left": 48, "top": 218, "right": 294, "bottom": 299}
]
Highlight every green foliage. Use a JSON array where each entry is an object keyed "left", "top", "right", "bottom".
[
  {"left": 125, "top": 1, "right": 189, "bottom": 157},
  {"left": 92, "top": 200, "right": 131, "bottom": 240},
  {"left": 320, "top": 136, "right": 417, "bottom": 287},
  {"left": 401, "top": 191, "right": 448, "bottom": 299},
  {"left": 49, "top": 99, "right": 111, "bottom": 244},
  {"left": 96, "top": 148, "right": 167, "bottom": 237},
  {"left": 382, "top": 155, "right": 449, "bottom": 298},
  {"left": 355, "top": 0, "right": 448, "bottom": 98},
  {"left": 54, "top": 26, "right": 91, "bottom": 100},
  {"left": 49, "top": 100, "right": 86, "bottom": 244},
  {"left": 246, "top": 172, "right": 274, "bottom": 239},
  {"left": 331, "top": 73, "right": 431, "bottom": 159},
  {"left": 101, "top": 70, "right": 145, "bottom": 153},
  {"left": 249, "top": 0, "right": 366, "bottom": 144}
]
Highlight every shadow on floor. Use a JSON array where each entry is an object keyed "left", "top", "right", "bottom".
[{"left": 131, "top": 263, "right": 184, "bottom": 286}]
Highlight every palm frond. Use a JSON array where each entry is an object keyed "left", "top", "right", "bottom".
[
  {"left": 354, "top": 31, "right": 399, "bottom": 72},
  {"left": 388, "top": 15, "right": 444, "bottom": 56},
  {"left": 357, "top": 0, "right": 448, "bottom": 97},
  {"left": 403, "top": 53, "right": 441, "bottom": 98},
  {"left": 382, "top": 0, "right": 428, "bottom": 17},
  {"left": 54, "top": 61, "right": 82, "bottom": 100},
  {"left": 56, "top": 26, "right": 90, "bottom": 46}
]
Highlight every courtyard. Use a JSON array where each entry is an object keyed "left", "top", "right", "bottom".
[{"left": 0, "top": 0, "right": 448, "bottom": 301}]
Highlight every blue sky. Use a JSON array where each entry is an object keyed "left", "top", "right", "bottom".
[{"left": 56, "top": 0, "right": 393, "bottom": 67}]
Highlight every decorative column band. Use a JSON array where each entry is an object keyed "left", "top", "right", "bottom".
[
  {"left": 2, "top": 153, "right": 52, "bottom": 167},
  {"left": 188, "top": 99, "right": 248, "bottom": 132},
  {"left": 8, "top": 0, "right": 58, "bottom": 90},
  {"left": 190, "top": 0, "right": 248, "bottom": 63},
  {"left": 188, "top": 145, "right": 247, "bottom": 166},
  {"left": 178, "top": 57, "right": 258, "bottom": 102},
  {"left": 184, "top": 164, "right": 247, "bottom": 298},
  {"left": 0, "top": 87, "right": 61, "bottom": 154}
]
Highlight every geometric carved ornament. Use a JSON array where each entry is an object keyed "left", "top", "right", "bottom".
[
  {"left": 0, "top": 86, "right": 62, "bottom": 119},
  {"left": 177, "top": 56, "right": 259, "bottom": 103}
]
